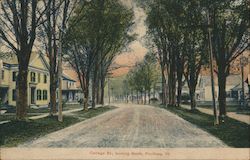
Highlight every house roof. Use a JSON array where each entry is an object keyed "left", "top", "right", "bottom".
[
  {"left": 62, "top": 73, "right": 76, "bottom": 82},
  {"left": 231, "top": 82, "right": 249, "bottom": 91},
  {"left": 0, "top": 52, "right": 49, "bottom": 71}
]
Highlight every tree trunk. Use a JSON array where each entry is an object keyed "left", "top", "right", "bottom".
[
  {"left": 141, "top": 91, "right": 143, "bottom": 104},
  {"left": 177, "top": 82, "right": 182, "bottom": 107},
  {"left": 137, "top": 91, "right": 139, "bottom": 104},
  {"left": 148, "top": 90, "right": 151, "bottom": 104},
  {"left": 190, "top": 91, "right": 196, "bottom": 110},
  {"left": 161, "top": 68, "right": 167, "bottom": 105},
  {"left": 16, "top": 63, "right": 29, "bottom": 120},
  {"left": 50, "top": 73, "right": 57, "bottom": 115},
  {"left": 144, "top": 91, "right": 146, "bottom": 105},
  {"left": 83, "top": 90, "right": 89, "bottom": 111},
  {"left": 177, "top": 60, "right": 184, "bottom": 107},
  {"left": 92, "top": 66, "right": 98, "bottom": 109},
  {"left": 96, "top": 80, "right": 100, "bottom": 104},
  {"left": 131, "top": 91, "right": 134, "bottom": 103},
  {"left": 218, "top": 72, "right": 227, "bottom": 117},
  {"left": 169, "top": 52, "right": 177, "bottom": 106},
  {"left": 100, "top": 76, "right": 105, "bottom": 106}
]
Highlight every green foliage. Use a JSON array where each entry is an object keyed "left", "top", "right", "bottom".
[
  {"left": 64, "top": 0, "right": 135, "bottom": 63},
  {"left": 63, "top": 0, "right": 135, "bottom": 104},
  {"left": 126, "top": 52, "right": 159, "bottom": 93}
]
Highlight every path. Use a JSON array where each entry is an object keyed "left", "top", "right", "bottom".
[{"left": 20, "top": 104, "right": 226, "bottom": 148}]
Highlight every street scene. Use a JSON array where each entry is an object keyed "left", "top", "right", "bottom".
[
  {"left": 20, "top": 104, "right": 225, "bottom": 148},
  {"left": 0, "top": 0, "right": 249, "bottom": 158}
]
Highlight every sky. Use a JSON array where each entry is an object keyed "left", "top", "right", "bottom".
[
  {"left": 110, "top": 0, "right": 148, "bottom": 77},
  {"left": 0, "top": 0, "right": 148, "bottom": 77},
  {"left": 114, "top": 0, "right": 148, "bottom": 68}
]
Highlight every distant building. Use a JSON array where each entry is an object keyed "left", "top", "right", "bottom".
[
  {"left": 197, "top": 74, "right": 249, "bottom": 103},
  {"left": 62, "top": 74, "right": 81, "bottom": 104}
]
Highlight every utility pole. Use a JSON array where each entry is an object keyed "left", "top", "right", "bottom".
[
  {"left": 241, "top": 56, "right": 245, "bottom": 108},
  {"left": 58, "top": 30, "right": 63, "bottom": 122},
  {"left": 248, "top": 56, "right": 250, "bottom": 104},
  {"left": 240, "top": 55, "right": 248, "bottom": 108},
  {"left": 0, "top": 60, "right": 2, "bottom": 88},
  {"left": 207, "top": 10, "right": 219, "bottom": 125}
]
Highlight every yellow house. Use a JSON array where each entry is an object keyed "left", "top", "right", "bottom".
[{"left": 0, "top": 52, "right": 50, "bottom": 107}]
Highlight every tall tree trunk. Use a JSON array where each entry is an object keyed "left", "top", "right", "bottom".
[
  {"left": 177, "top": 80, "right": 182, "bottom": 107},
  {"left": 171, "top": 53, "right": 177, "bottom": 106},
  {"left": 136, "top": 91, "right": 140, "bottom": 104},
  {"left": 177, "top": 59, "right": 184, "bottom": 107},
  {"left": 218, "top": 71, "right": 227, "bottom": 117},
  {"left": 16, "top": 62, "right": 29, "bottom": 120},
  {"left": 100, "top": 76, "right": 105, "bottom": 106},
  {"left": 91, "top": 81, "right": 97, "bottom": 109},
  {"left": 96, "top": 79, "right": 100, "bottom": 104},
  {"left": 161, "top": 68, "right": 167, "bottom": 105},
  {"left": 168, "top": 61, "right": 176, "bottom": 106},
  {"left": 141, "top": 91, "right": 143, "bottom": 104},
  {"left": 92, "top": 64, "right": 98, "bottom": 109},
  {"left": 50, "top": 73, "right": 57, "bottom": 115},
  {"left": 144, "top": 91, "right": 146, "bottom": 105},
  {"left": 190, "top": 89, "right": 196, "bottom": 110},
  {"left": 83, "top": 89, "right": 89, "bottom": 111},
  {"left": 190, "top": 91, "right": 196, "bottom": 110},
  {"left": 148, "top": 90, "right": 151, "bottom": 104},
  {"left": 131, "top": 91, "right": 134, "bottom": 103}
]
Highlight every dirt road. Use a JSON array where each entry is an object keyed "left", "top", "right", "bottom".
[{"left": 20, "top": 104, "right": 226, "bottom": 148}]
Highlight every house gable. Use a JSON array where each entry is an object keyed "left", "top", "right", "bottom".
[{"left": 29, "top": 53, "right": 49, "bottom": 72}]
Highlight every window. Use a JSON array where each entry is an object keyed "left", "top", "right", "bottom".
[
  {"left": 30, "top": 72, "right": 36, "bottom": 82},
  {"left": 43, "top": 90, "right": 48, "bottom": 100},
  {"left": 44, "top": 74, "right": 47, "bottom": 83},
  {"left": 12, "top": 72, "right": 17, "bottom": 81},
  {"left": 12, "top": 89, "right": 16, "bottom": 101},
  {"left": 37, "top": 90, "right": 42, "bottom": 100},
  {"left": 1, "top": 70, "right": 4, "bottom": 80},
  {"left": 38, "top": 73, "right": 41, "bottom": 83}
]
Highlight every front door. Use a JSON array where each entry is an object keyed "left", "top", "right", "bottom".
[{"left": 31, "top": 87, "right": 36, "bottom": 105}]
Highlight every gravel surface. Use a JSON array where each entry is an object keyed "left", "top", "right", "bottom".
[{"left": 20, "top": 104, "right": 226, "bottom": 148}]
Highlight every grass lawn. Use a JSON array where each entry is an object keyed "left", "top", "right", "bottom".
[
  {"left": 159, "top": 105, "right": 250, "bottom": 148},
  {"left": 198, "top": 105, "right": 250, "bottom": 113},
  {"left": 0, "top": 105, "right": 116, "bottom": 147},
  {"left": 63, "top": 104, "right": 82, "bottom": 111},
  {"left": 0, "top": 115, "right": 16, "bottom": 121}
]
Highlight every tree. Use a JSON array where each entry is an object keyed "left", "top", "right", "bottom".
[
  {"left": 38, "top": 0, "right": 78, "bottom": 116},
  {"left": 89, "top": 0, "right": 134, "bottom": 108},
  {"left": 183, "top": 0, "right": 209, "bottom": 110},
  {"left": 126, "top": 53, "right": 158, "bottom": 105},
  {"left": 64, "top": 0, "right": 134, "bottom": 109},
  {"left": 0, "top": 0, "right": 47, "bottom": 120},
  {"left": 145, "top": 0, "right": 186, "bottom": 106},
  {"left": 207, "top": 0, "right": 249, "bottom": 119}
]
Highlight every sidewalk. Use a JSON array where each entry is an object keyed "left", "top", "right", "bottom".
[
  {"left": 181, "top": 105, "right": 250, "bottom": 125},
  {"left": 0, "top": 105, "right": 105, "bottom": 124}
]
